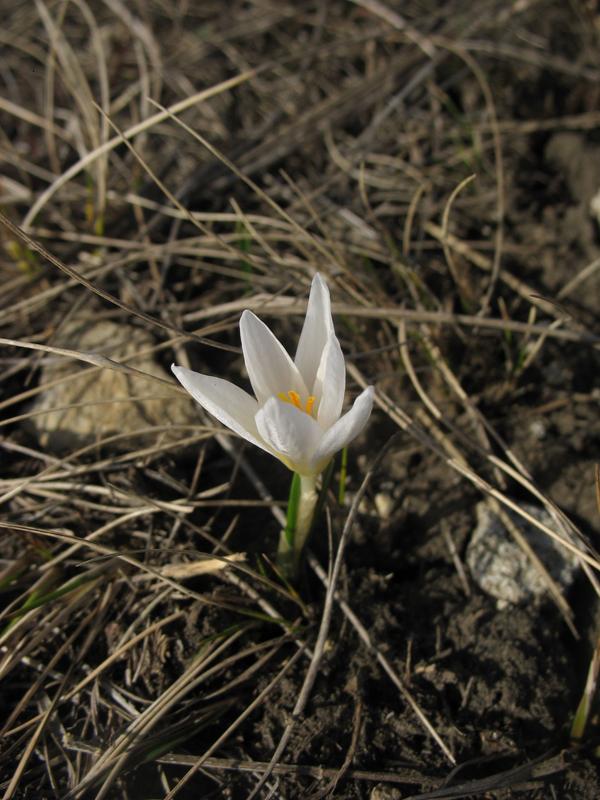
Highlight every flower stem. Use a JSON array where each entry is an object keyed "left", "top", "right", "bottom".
[{"left": 277, "top": 473, "right": 318, "bottom": 581}]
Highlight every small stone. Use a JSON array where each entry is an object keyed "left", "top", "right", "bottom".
[
  {"left": 591, "top": 187, "right": 600, "bottom": 225},
  {"left": 528, "top": 419, "right": 546, "bottom": 440},
  {"left": 374, "top": 492, "right": 394, "bottom": 520},
  {"left": 370, "top": 785, "right": 402, "bottom": 800},
  {"left": 28, "top": 319, "right": 198, "bottom": 451},
  {"left": 466, "top": 501, "right": 580, "bottom": 608}
]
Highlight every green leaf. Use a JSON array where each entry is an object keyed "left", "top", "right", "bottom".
[{"left": 284, "top": 472, "right": 302, "bottom": 548}]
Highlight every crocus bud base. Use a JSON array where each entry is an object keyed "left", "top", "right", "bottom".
[{"left": 277, "top": 474, "right": 318, "bottom": 581}]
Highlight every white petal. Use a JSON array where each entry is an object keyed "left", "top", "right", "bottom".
[
  {"left": 294, "top": 273, "right": 334, "bottom": 393},
  {"left": 314, "top": 334, "right": 345, "bottom": 429},
  {"left": 311, "top": 386, "right": 374, "bottom": 473},
  {"left": 240, "top": 310, "right": 307, "bottom": 405},
  {"left": 256, "top": 397, "right": 322, "bottom": 476},
  {"left": 172, "top": 365, "right": 271, "bottom": 454}
]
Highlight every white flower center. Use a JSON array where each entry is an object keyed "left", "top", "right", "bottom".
[{"left": 277, "top": 390, "right": 316, "bottom": 417}]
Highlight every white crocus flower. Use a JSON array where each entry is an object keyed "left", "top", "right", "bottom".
[{"left": 171, "top": 274, "right": 374, "bottom": 478}]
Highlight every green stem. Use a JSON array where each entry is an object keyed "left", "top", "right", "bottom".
[{"left": 277, "top": 473, "right": 318, "bottom": 581}]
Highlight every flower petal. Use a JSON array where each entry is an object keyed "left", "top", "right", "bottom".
[
  {"left": 256, "top": 397, "right": 323, "bottom": 476},
  {"left": 240, "top": 310, "right": 307, "bottom": 405},
  {"left": 314, "top": 334, "right": 345, "bottom": 429},
  {"left": 294, "top": 273, "right": 334, "bottom": 393},
  {"left": 172, "top": 365, "right": 271, "bottom": 454},
  {"left": 310, "top": 386, "right": 374, "bottom": 473}
]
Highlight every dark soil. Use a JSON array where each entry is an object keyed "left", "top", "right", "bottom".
[{"left": 162, "top": 450, "right": 600, "bottom": 799}]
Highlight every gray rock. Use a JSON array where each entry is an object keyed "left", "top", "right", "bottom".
[
  {"left": 466, "top": 501, "right": 580, "bottom": 607},
  {"left": 29, "top": 319, "right": 198, "bottom": 451}
]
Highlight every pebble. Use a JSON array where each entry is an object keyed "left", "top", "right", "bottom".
[
  {"left": 466, "top": 501, "right": 580, "bottom": 608},
  {"left": 28, "top": 320, "right": 197, "bottom": 451},
  {"left": 374, "top": 492, "right": 394, "bottom": 520},
  {"left": 370, "top": 785, "right": 402, "bottom": 800},
  {"left": 591, "top": 187, "right": 600, "bottom": 225},
  {"left": 528, "top": 419, "right": 546, "bottom": 441}
]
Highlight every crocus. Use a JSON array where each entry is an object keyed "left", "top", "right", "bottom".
[{"left": 171, "top": 274, "right": 374, "bottom": 477}]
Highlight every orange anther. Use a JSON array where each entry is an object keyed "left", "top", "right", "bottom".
[
  {"left": 287, "top": 390, "right": 302, "bottom": 409},
  {"left": 278, "top": 390, "right": 316, "bottom": 416}
]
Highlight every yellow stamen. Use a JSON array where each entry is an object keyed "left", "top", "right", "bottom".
[
  {"left": 277, "top": 391, "right": 317, "bottom": 417},
  {"left": 287, "top": 390, "right": 302, "bottom": 409},
  {"left": 277, "top": 390, "right": 302, "bottom": 409}
]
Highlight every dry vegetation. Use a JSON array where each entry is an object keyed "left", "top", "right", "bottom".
[{"left": 1, "top": 1, "right": 600, "bottom": 798}]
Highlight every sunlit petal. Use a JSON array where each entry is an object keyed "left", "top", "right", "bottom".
[
  {"left": 172, "top": 365, "right": 271, "bottom": 454},
  {"left": 173, "top": 275, "right": 374, "bottom": 480},
  {"left": 256, "top": 397, "right": 323, "bottom": 476},
  {"left": 240, "top": 310, "right": 307, "bottom": 405},
  {"left": 314, "top": 334, "right": 345, "bottom": 429},
  {"left": 294, "top": 273, "right": 333, "bottom": 393},
  {"left": 311, "top": 386, "right": 374, "bottom": 473}
]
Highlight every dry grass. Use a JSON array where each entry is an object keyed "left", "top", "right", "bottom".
[{"left": 1, "top": 1, "right": 600, "bottom": 798}]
